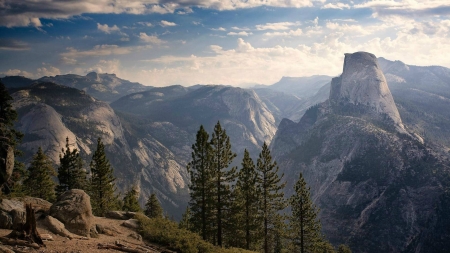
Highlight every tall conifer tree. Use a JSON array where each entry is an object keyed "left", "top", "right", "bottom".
[
  {"left": 56, "top": 137, "right": 87, "bottom": 195},
  {"left": 145, "top": 193, "right": 163, "bottom": 218},
  {"left": 234, "top": 149, "right": 260, "bottom": 250},
  {"left": 256, "top": 142, "right": 286, "bottom": 253},
  {"left": 289, "top": 173, "right": 322, "bottom": 253},
  {"left": 23, "top": 147, "right": 56, "bottom": 202},
  {"left": 89, "top": 137, "right": 117, "bottom": 216},
  {"left": 210, "top": 121, "right": 237, "bottom": 247},
  {"left": 187, "top": 125, "right": 215, "bottom": 242}
]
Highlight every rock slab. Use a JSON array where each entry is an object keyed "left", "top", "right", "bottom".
[{"left": 49, "top": 189, "right": 93, "bottom": 237}]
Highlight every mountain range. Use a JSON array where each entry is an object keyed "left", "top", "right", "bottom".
[{"left": 2, "top": 52, "right": 450, "bottom": 251}]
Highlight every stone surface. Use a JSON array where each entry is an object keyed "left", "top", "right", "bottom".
[
  {"left": 329, "top": 52, "right": 405, "bottom": 132},
  {"left": 49, "top": 189, "right": 93, "bottom": 237},
  {"left": 121, "top": 219, "right": 139, "bottom": 229},
  {"left": 0, "top": 245, "right": 15, "bottom": 253},
  {"left": 0, "top": 199, "right": 25, "bottom": 229},
  {"left": 128, "top": 232, "right": 142, "bottom": 241},
  {"left": 43, "top": 215, "right": 75, "bottom": 239},
  {"left": 12, "top": 197, "right": 52, "bottom": 214}
]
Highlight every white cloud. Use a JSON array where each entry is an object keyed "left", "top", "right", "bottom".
[
  {"left": 37, "top": 65, "right": 61, "bottom": 77},
  {"left": 137, "top": 22, "right": 153, "bottom": 27},
  {"left": 87, "top": 59, "right": 122, "bottom": 75},
  {"left": 264, "top": 28, "right": 303, "bottom": 36},
  {"left": 256, "top": 21, "right": 301, "bottom": 30},
  {"left": 231, "top": 26, "right": 251, "bottom": 31},
  {"left": 211, "top": 27, "right": 226, "bottom": 31},
  {"left": 354, "top": 0, "right": 450, "bottom": 17},
  {"left": 177, "top": 7, "right": 194, "bottom": 14},
  {"left": 97, "top": 23, "right": 121, "bottom": 34},
  {"left": 1, "top": 69, "right": 34, "bottom": 78},
  {"left": 139, "top": 33, "right": 166, "bottom": 44},
  {"left": 60, "top": 56, "right": 77, "bottom": 65},
  {"left": 160, "top": 20, "right": 177, "bottom": 27},
  {"left": 61, "top": 45, "right": 133, "bottom": 58},
  {"left": 227, "top": 31, "right": 253, "bottom": 36},
  {"left": 321, "top": 2, "right": 350, "bottom": 9}
]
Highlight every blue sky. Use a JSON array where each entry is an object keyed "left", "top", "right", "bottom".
[{"left": 0, "top": 0, "right": 449, "bottom": 87}]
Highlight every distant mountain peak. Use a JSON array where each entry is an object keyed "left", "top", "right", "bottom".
[{"left": 329, "top": 51, "right": 405, "bottom": 132}]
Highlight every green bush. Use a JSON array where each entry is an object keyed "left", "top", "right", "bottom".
[{"left": 136, "top": 213, "right": 257, "bottom": 253}]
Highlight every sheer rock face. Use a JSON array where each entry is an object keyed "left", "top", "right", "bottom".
[
  {"left": 270, "top": 52, "right": 450, "bottom": 253},
  {"left": 330, "top": 52, "right": 405, "bottom": 132}
]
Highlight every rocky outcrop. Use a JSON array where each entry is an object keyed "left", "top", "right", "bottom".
[
  {"left": 0, "top": 199, "right": 25, "bottom": 229},
  {"left": 49, "top": 190, "right": 93, "bottom": 237},
  {"left": 271, "top": 52, "right": 450, "bottom": 252},
  {"left": 43, "top": 215, "right": 76, "bottom": 239},
  {"left": 329, "top": 52, "right": 405, "bottom": 132}
]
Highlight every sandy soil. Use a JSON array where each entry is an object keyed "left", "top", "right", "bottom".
[{"left": 0, "top": 216, "right": 161, "bottom": 253}]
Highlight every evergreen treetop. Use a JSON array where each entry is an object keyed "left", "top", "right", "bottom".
[
  {"left": 187, "top": 125, "right": 215, "bottom": 242},
  {"left": 289, "top": 173, "right": 322, "bottom": 253},
  {"left": 256, "top": 142, "right": 286, "bottom": 253},
  {"left": 233, "top": 149, "right": 261, "bottom": 250},
  {"left": 56, "top": 137, "right": 87, "bottom": 195},
  {"left": 144, "top": 193, "right": 163, "bottom": 219},
  {"left": 210, "top": 121, "right": 237, "bottom": 247},
  {"left": 23, "top": 147, "right": 57, "bottom": 202},
  {"left": 89, "top": 137, "right": 118, "bottom": 216}
]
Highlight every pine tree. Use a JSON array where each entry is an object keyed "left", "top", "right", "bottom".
[
  {"left": 256, "top": 142, "right": 286, "bottom": 253},
  {"left": 145, "top": 193, "right": 163, "bottom": 218},
  {"left": 210, "top": 121, "right": 237, "bottom": 247},
  {"left": 23, "top": 147, "right": 57, "bottom": 202},
  {"left": 122, "top": 187, "right": 141, "bottom": 212},
  {"left": 89, "top": 137, "right": 117, "bottom": 216},
  {"left": 186, "top": 125, "right": 215, "bottom": 242},
  {"left": 233, "top": 149, "right": 261, "bottom": 250},
  {"left": 289, "top": 173, "right": 322, "bottom": 253},
  {"left": 56, "top": 137, "right": 87, "bottom": 195},
  {"left": 0, "top": 81, "right": 24, "bottom": 193}
]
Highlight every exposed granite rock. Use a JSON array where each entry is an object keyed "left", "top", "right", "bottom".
[
  {"left": 0, "top": 199, "right": 25, "bottom": 229},
  {"left": 329, "top": 52, "right": 405, "bottom": 132},
  {"left": 49, "top": 189, "right": 93, "bottom": 237}
]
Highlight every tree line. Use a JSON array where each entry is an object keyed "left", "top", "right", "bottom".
[{"left": 181, "top": 122, "right": 351, "bottom": 253}]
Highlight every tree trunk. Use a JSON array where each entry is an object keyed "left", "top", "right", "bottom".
[{"left": 4, "top": 203, "right": 45, "bottom": 248}]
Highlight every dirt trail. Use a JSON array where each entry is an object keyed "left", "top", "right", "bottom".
[{"left": 0, "top": 216, "right": 163, "bottom": 253}]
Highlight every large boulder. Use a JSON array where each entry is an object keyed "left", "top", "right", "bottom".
[
  {"left": 49, "top": 189, "right": 93, "bottom": 237},
  {"left": 0, "top": 199, "right": 25, "bottom": 229}
]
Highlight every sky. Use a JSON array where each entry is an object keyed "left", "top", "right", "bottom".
[{"left": 0, "top": 0, "right": 449, "bottom": 87}]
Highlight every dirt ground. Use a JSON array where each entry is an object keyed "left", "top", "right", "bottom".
[{"left": 0, "top": 216, "right": 161, "bottom": 253}]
